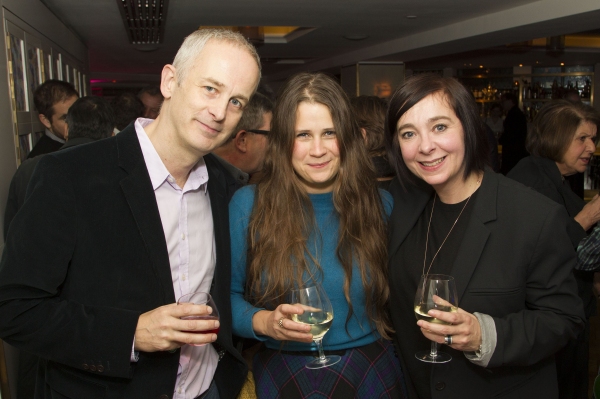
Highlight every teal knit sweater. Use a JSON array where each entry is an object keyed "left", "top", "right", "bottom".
[{"left": 229, "top": 185, "right": 393, "bottom": 351}]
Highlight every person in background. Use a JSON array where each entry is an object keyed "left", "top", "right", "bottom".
[
  {"left": 385, "top": 74, "right": 584, "bottom": 398},
  {"left": 111, "top": 92, "right": 144, "bottom": 132},
  {"left": 212, "top": 92, "right": 273, "bottom": 197},
  {"left": 499, "top": 92, "right": 528, "bottom": 174},
  {"left": 350, "top": 95, "right": 396, "bottom": 190},
  {"left": 137, "top": 85, "right": 164, "bottom": 119},
  {"left": 230, "top": 72, "right": 407, "bottom": 398},
  {"left": 0, "top": 28, "right": 260, "bottom": 399},
  {"left": 3, "top": 95, "right": 115, "bottom": 399},
  {"left": 27, "top": 79, "right": 79, "bottom": 159},
  {"left": 507, "top": 99, "right": 600, "bottom": 399},
  {"left": 484, "top": 102, "right": 504, "bottom": 140}
]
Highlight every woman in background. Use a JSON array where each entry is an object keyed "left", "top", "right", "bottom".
[
  {"left": 385, "top": 74, "right": 584, "bottom": 398},
  {"left": 508, "top": 99, "right": 600, "bottom": 398},
  {"left": 350, "top": 95, "right": 396, "bottom": 189},
  {"left": 230, "top": 72, "right": 406, "bottom": 398}
]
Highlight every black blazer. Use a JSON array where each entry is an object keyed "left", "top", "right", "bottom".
[
  {"left": 388, "top": 170, "right": 585, "bottom": 399},
  {"left": 27, "top": 133, "right": 63, "bottom": 159},
  {"left": 0, "top": 125, "right": 246, "bottom": 399},
  {"left": 508, "top": 155, "right": 595, "bottom": 317}
]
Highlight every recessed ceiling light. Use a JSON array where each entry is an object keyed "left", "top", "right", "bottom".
[
  {"left": 560, "top": 62, "right": 565, "bottom": 66},
  {"left": 519, "top": 64, "right": 523, "bottom": 67},
  {"left": 343, "top": 34, "right": 369, "bottom": 41},
  {"left": 479, "top": 65, "right": 483, "bottom": 68},
  {"left": 406, "top": 15, "right": 417, "bottom": 19}
]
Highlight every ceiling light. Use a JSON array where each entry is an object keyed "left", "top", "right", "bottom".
[
  {"left": 116, "top": 0, "right": 170, "bottom": 45},
  {"left": 560, "top": 62, "right": 565, "bottom": 66},
  {"left": 479, "top": 65, "right": 483, "bottom": 68}
]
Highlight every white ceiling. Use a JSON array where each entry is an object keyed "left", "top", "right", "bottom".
[{"left": 39, "top": 0, "right": 600, "bottom": 85}]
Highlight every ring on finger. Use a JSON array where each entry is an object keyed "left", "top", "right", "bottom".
[
  {"left": 278, "top": 317, "right": 285, "bottom": 328},
  {"left": 444, "top": 335, "right": 453, "bottom": 345}
]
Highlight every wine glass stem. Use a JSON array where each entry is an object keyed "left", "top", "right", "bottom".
[
  {"left": 430, "top": 341, "right": 438, "bottom": 358},
  {"left": 314, "top": 338, "right": 326, "bottom": 362}
]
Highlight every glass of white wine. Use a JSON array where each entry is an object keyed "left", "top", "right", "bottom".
[
  {"left": 290, "top": 284, "right": 340, "bottom": 369},
  {"left": 414, "top": 274, "right": 458, "bottom": 363}
]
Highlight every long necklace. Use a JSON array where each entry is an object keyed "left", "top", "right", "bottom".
[{"left": 422, "top": 192, "right": 473, "bottom": 277}]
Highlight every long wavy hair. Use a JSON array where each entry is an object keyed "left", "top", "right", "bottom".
[{"left": 246, "top": 72, "right": 393, "bottom": 338}]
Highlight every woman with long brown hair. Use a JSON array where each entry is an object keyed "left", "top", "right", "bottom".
[{"left": 230, "top": 72, "right": 407, "bottom": 398}]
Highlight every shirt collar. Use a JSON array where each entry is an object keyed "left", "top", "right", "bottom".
[
  {"left": 46, "top": 128, "right": 66, "bottom": 144},
  {"left": 134, "top": 118, "right": 209, "bottom": 192}
]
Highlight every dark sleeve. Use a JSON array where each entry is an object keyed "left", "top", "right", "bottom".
[
  {"left": 488, "top": 205, "right": 585, "bottom": 367},
  {"left": 0, "top": 155, "right": 139, "bottom": 379},
  {"left": 3, "top": 159, "right": 40, "bottom": 239}
]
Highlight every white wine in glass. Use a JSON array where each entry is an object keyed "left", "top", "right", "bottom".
[
  {"left": 290, "top": 284, "right": 340, "bottom": 369},
  {"left": 414, "top": 274, "right": 458, "bottom": 363}
]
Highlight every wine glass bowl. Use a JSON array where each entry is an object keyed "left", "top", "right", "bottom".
[
  {"left": 289, "top": 284, "right": 340, "bottom": 369},
  {"left": 177, "top": 292, "right": 220, "bottom": 336},
  {"left": 414, "top": 274, "right": 458, "bottom": 363}
]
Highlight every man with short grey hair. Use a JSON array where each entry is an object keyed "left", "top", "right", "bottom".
[{"left": 0, "top": 28, "right": 260, "bottom": 399}]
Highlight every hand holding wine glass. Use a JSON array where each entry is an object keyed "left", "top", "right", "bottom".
[
  {"left": 414, "top": 274, "right": 458, "bottom": 363},
  {"left": 177, "top": 292, "right": 220, "bottom": 346},
  {"left": 290, "top": 284, "right": 340, "bottom": 369}
]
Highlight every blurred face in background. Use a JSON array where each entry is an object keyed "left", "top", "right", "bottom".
[
  {"left": 40, "top": 95, "right": 78, "bottom": 140},
  {"left": 557, "top": 120, "right": 597, "bottom": 176},
  {"left": 139, "top": 92, "right": 163, "bottom": 119}
]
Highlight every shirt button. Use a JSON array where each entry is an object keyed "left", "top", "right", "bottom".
[
  {"left": 435, "top": 381, "right": 446, "bottom": 391},
  {"left": 181, "top": 233, "right": 185, "bottom": 240},
  {"left": 167, "top": 177, "right": 174, "bottom": 184},
  {"left": 182, "top": 274, "right": 187, "bottom": 281}
]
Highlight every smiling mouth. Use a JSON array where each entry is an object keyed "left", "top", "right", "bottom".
[
  {"left": 309, "top": 161, "right": 330, "bottom": 168},
  {"left": 420, "top": 157, "right": 445, "bottom": 167}
]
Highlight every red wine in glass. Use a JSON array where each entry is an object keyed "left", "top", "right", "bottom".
[
  {"left": 181, "top": 315, "right": 220, "bottom": 334},
  {"left": 177, "top": 292, "right": 220, "bottom": 338}
]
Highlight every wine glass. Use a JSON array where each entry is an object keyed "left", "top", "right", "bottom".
[
  {"left": 414, "top": 274, "right": 458, "bottom": 363},
  {"left": 177, "top": 292, "right": 220, "bottom": 345},
  {"left": 289, "top": 284, "right": 340, "bottom": 369}
]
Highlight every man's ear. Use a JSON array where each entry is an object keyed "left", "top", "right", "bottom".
[
  {"left": 161, "top": 64, "right": 176, "bottom": 100},
  {"left": 38, "top": 113, "right": 52, "bottom": 130},
  {"left": 234, "top": 130, "right": 248, "bottom": 153}
]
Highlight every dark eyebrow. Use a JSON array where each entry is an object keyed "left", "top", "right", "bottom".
[
  {"left": 397, "top": 115, "right": 452, "bottom": 132},
  {"left": 205, "top": 78, "right": 250, "bottom": 104}
]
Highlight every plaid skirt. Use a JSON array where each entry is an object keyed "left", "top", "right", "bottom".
[{"left": 252, "top": 339, "right": 408, "bottom": 399}]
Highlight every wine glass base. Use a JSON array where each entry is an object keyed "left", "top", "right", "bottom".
[
  {"left": 305, "top": 355, "right": 341, "bottom": 369},
  {"left": 415, "top": 351, "right": 452, "bottom": 363}
]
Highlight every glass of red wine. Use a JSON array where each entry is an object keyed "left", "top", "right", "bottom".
[{"left": 177, "top": 292, "right": 220, "bottom": 345}]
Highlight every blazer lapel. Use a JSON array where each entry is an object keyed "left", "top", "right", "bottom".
[
  {"left": 116, "top": 127, "right": 175, "bottom": 304},
  {"left": 389, "top": 178, "right": 433, "bottom": 260},
  {"left": 451, "top": 169, "right": 497, "bottom": 301},
  {"left": 204, "top": 154, "right": 230, "bottom": 313}
]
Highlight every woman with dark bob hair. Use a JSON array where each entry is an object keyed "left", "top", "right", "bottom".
[
  {"left": 230, "top": 72, "right": 407, "bottom": 398},
  {"left": 385, "top": 74, "right": 584, "bottom": 398},
  {"left": 507, "top": 99, "right": 600, "bottom": 398}
]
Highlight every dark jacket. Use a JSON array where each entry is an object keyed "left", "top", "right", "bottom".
[
  {"left": 499, "top": 106, "right": 528, "bottom": 174},
  {"left": 26, "top": 133, "right": 63, "bottom": 159},
  {"left": 3, "top": 138, "right": 95, "bottom": 239},
  {"left": 0, "top": 125, "right": 247, "bottom": 399},
  {"left": 388, "top": 170, "right": 584, "bottom": 398}
]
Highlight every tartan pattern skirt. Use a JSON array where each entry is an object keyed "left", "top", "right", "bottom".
[{"left": 252, "top": 339, "right": 408, "bottom": 399}]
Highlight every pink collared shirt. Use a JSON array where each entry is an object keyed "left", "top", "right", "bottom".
[{"left": 135, "top": 118, "right": 218, "bottom": 399}]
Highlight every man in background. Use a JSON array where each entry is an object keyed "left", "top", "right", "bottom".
[
  {"left": 3, "top": 95, "right": 115, "bottom": 399},
  {"left": 212, "top": 92, "right": 273, "bottom": 196},
  {"left": 111, "top": 92, "right": 144, "bottom": 132},
  {"left": 27, "top": 80, "right": 79, "bottom": 158},
  {"left": 499, "top": 92, "right": 528, "bottom": 174},
  {"left": 137, "top": 85, "right": 164, "bottom": 119}
]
